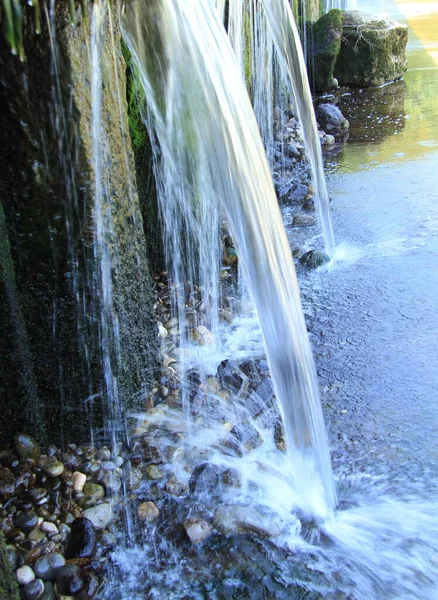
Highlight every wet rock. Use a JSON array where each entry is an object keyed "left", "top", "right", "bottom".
[
  {"left": 41, "top": 457, "right": 64, "bottom": 478},
  {"left": 183, "top": 518, "right": 212, "bottom": 544},
  {"left": 335, "top": 11, "right": 408, "bottom": 87},
  {"left": 145, "top": 465, "right": 164, "bottom": 480},
  {"left": 28, "top": 526, "right": 46, "bottom": 543},
  {"left": 66, "top": 517, "right": 96, "bottom": 559},
  {"left": 5, "top": 544, "right": 18, "bottom": 570},
  {"left": 76, "top": 570, "right": 99, "bottom": 600},
  {"left": 192, "top": 325, "right": 214, "bottom": 346},
  {"left": 299, "top": 250, "right": 330, "bottom": 268},
  {"left": 292, "top": 214, "right": 316, "bottom": 228},
  {"left": 14, "top": 510, "right": 38, "bottom": 533},
  {"left": 96, "top": 448, "right": 111, "bottom": 462},
  {"left": 216, "top": 360, "right": 244, "bottom": 393},
  {"left": 165, "top": 475, "right": 187, "bottom": 496},
  {"left": 137, "top": 501, "right": 159, "bottom": 522},
  {"left": 189, "top": 463, "right": 220, "bottom": 495},
  {"left": 82, "top": 504, "right": 111, "bottom": 530},
  {"left": 99, "top": 531, "right": 116, "bottom": 550},
  {"left": 40, "top": 581, "right": 56, "bottom": 600},
  {"left": 316, "top": 104, "right": 349, "bottom": 137},
  {"left": 288, "top": 183, "right": 308, "bottom": 203},
  {"left": 55, "top": 565, "right": 85, "bottom": 595},
  {"left": 311, "top": 9, "right": 343, "bottom": 92},
  {"left": 213, "top": 505, "right": 282, "bottom": 538},
  {"left": 23, "top": 578, "right": 44, "bottom": 600},
  {"left": 14, "top": 433, "right": 41, "bottom": 461},
  {"left": 82, "top": 483, "right": 104, "bottom": 502},
  {"left": 0, "top": 466, "right": 15, "bottom": 500},
  {"left": 17, "top": 565, "right": 36, "bottom": 585},
  {"left": 33, "top": 552, "right": 66, "bottom": 581},
  {"left": 40, "top": 522, "right": 58, "bottom": 536},
  {"left": 223, "top": 423, "right": 263, "bottom": 454}
]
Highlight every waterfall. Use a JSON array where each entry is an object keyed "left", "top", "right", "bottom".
[
  {"left": 219, "top": 0, "right": 335, "bottom": 255},
  {"left": 123, "top": 0, "right": 337, "bottom": 516},
  {"left": 324, "top": 0, "right": 357, "bottom": 10}
]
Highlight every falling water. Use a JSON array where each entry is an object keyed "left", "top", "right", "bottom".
[
  {"left": 324, "top": 0, "right": 358, "bottom": 11},
  {"left": 222, "top": 0, "right": 335, "bottom": 255},
  {"left": 123, "top": 0, "right": 337, "bottom": 516}
]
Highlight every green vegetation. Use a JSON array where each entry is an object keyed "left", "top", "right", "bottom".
[
  {"left": 311, "top": 9, "right": 343, "bottom": 91},
  {"left": 0, "top": 533, "right": 19, "bottom": 600}
]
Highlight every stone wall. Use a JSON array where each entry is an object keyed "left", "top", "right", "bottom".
[{"left": 0, "top": 1, "right": 159, "bottom": 449}]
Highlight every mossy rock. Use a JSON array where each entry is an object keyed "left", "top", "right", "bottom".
[
  {"left": 310, "top": 9, "right": 343, "bottom": 92},
  {"left": 334, "top": 11, "right": 408, "bottom": 88}
]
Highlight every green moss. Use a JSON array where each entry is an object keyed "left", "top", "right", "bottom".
[
  {"left": 0, "top": 533, "right": 19, "bottom": 600},
  {"left": 243, "top": 6, "right": 252, "bottom": 95},
  {"left": 121, "top": 39, "right": 148, "bottom": 151},
  {"left": 311, "top": 9, "right": 343, "bottom": 91}
]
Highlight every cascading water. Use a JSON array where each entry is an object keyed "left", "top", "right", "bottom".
[
  {"left": 123, "top": 0, "right": 336, "bottom": 520},
  {"left": 221, "top": 0, "right": 335, "bottom": 255},
  {"left": 324, "top": 0, "right": 357, "bottom": 10}
]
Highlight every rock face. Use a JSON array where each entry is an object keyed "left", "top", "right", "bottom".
[
  {"left": 311, "top": 9, "right": 343, "bottom": 92},
  {"left": 335, "top": 11, "right": 408, "bottom": 87},
  {"left": 0, "top": 0, "right": 159, "bottom": 446}
]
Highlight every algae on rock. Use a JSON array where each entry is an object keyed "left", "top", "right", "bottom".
[
  {"left": 334, "top": 10, "right": 408, "bottom": 87},
  {"left": 310, "top": 9, "right": 343, "bottom": 91}
]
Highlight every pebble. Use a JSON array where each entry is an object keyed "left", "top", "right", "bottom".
[
  {"left": 55, "top": 564, "right": 85, "bottom": 595},
  {"left": 40, "top": 522, "right": 58, "bottom": 535},
  {"left": 72, "top": 472, "right": 86, "bottom": 492},
  {"left": 23, "top": 578, "right": 44, "bottom": 600},
  {"left": 137, "top": 501, "right": 159, "bottom": 521},
  {"left": 145, "top": 465, "right": 164, "bottom": 480},
  {"left": 82, "top": 503, "right": 112, "bottom": 530},
  {"left": 66, "top": 517, "right": 96, "bottom": 559},
  {"left": 40, "top": 581, "right": 56, "bottom": 600},
  {"left": 14, "top": 510, "right": 38, "bottom": 532},
  {"left": 14, "top": 433, "right": 41, "bottom": 461},
  {"left": 34, "top": 552, "right": 65, "bottom": 581},
  {"left": 183, "top": 518, "right": 212, "bottom": 544},
  {"left": 213, "top": 505, "right": 282, "bottom": 538},
  {"left": 97, "top": 448, "right": 111, "bottom": 461},
  {"left": 28, "top": 526, "right": 46, "bottom": 543},
  {"left": 292, "top": 214, "right": 316, "bottom": 228},
  {"left": 42, "top": 458, "right": 64, "bottom": 478},
  {"left": 192, "top": 325, "right": 214, "bottom": 346},
  {"left": 16, "top": 564, "right": 36, "bottom": 585}
]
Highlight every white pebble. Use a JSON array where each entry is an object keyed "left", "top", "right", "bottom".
[
  {"left": 41, "top": 521, "right": 58, "bottom": 535},
  {"left": 16, "top": 565, "right": 35, "bottom": 585},
  {"left": 72, "top": 471, "right": 87, "bottom": 492}
]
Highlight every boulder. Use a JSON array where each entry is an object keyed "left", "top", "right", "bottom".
[
  {"left": 335, "top": 11, "right": 408, "bottom": 87},
  {"left": 316, "top": 103, "right": 349, "bottom": 137},
  {"left": 311, "top": 9, "right": 343, "bottom": 92}
]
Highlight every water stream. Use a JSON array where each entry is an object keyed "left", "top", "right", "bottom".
[{"left": 122, "top": 0, "right": 336, "bottom": 518}]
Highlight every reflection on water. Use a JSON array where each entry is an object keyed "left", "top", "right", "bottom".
[{"left": 328, "top": 0, "right": 438, "bottom": 172}]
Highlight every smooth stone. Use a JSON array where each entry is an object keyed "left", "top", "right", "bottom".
[
  {"left": 14, "top": 510, "right": 38, "bottom": 533},
  {"left": 40, "top": 522, "right": 58, "bottom": 535},
  {"left": 317, "top": 103, "right": 349, "bottom": 137},
  {"left": 183, "top": 518, "right": 212, "bottom": 544},
  {"left": 137, "top": 501, "right": 159, "bottom": 522},
  {"left": 66, "top": 517, "right": 96, "bottom": 559},
  {"left": 99, "top": 531, "right": 116, "bottom": 549},
  {"left": 189, "top": 463, "right": 220, "bottom": 494},
  {"left": 213, "top": 505, "right": 282, "bottom": 538},
  {"left": 42, "top": 458, "right": 64, "bottom": 478},
  {"left": 82, "top": 483, "right": 104, "bottom": 500},
  {"left": 292, "top": 214, "right": 316, "bottom": 228},
  {"left": 16, "top": 565, "right": 36, "bottom": 585},
  {"left": 14, "top": 433, "right": 41, "bottom": 461},
  {"left": 23, "top": 578, "right": 44, "bottom": 600},
  {"left": 97, "top": 448, "right": 111, "bottom": 461},
  {"left": 76, "top": 570, "right": 99, "bottom": 600},
  {"left": 40, "top": 581, "right": 56, "bottom": 600},
  {"left": 102, "top": 471, "right": 121, "bottom": 493},
  {"left": 114, "top": 456, "right": 123, "bottom": 467},
  {"left": 28, "top": 527, "right": 46, "bottom": 543},
  {"left": 299, "top": 250, "right": 330, "bottom": 269},
  {"left": 82, "top": 504, "right": 111, "bottom": 530},
  {"left": 34, "top": 552, "right": 65, "bottom": 581},
  {"left": 0, "top": 467, "right": 15, "bottom": 500},
  {"left": 128, "top": 468, "right": 142, "bottom": 490},
  {"left": 29, "top": 488, "right": 47, "bottom": 503},
  {"left": 72, "top": 472, "right": 86, "bottom": 492},
  {"left": 55, "top": 565, "right": 85, "bottom": 595}
]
